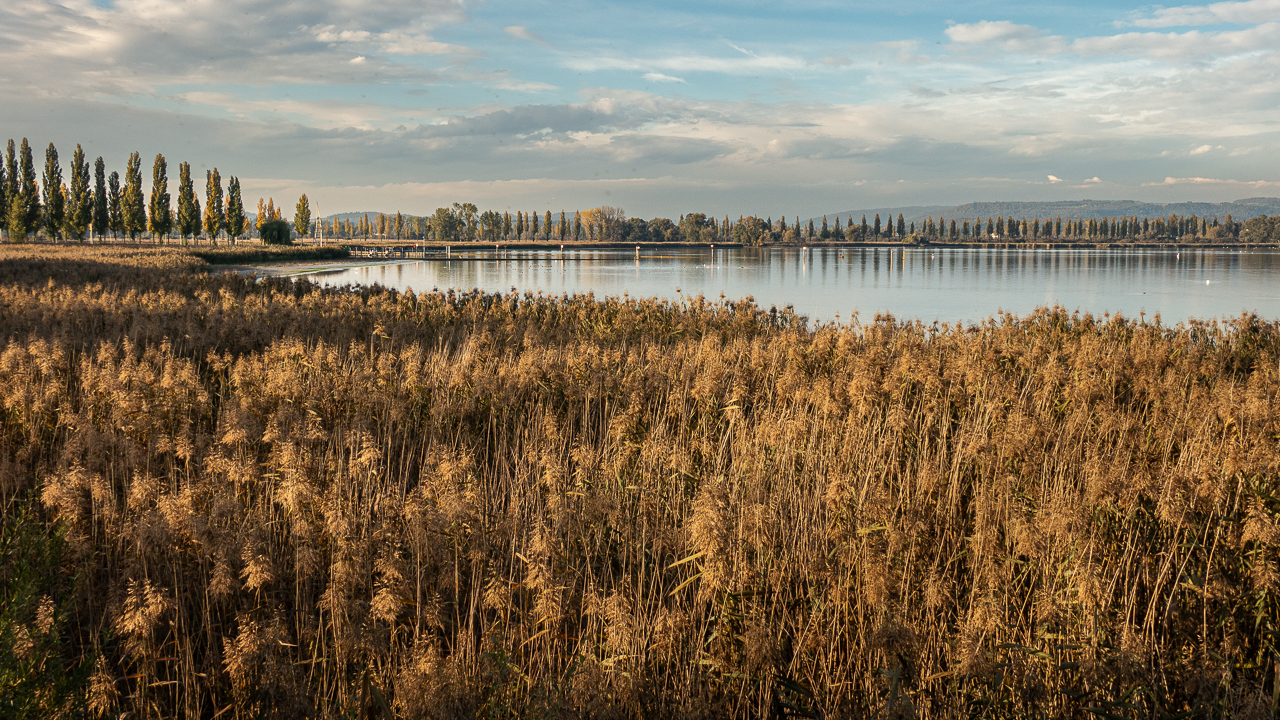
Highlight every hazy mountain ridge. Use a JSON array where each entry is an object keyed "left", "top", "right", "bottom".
[{"left": 819, "top": 198, "right": 1280, "bottom": 227}]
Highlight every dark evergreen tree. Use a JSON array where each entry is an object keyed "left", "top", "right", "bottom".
[
  {"left": 560, "top": 211, "right": 567, "bottom": 241},
  {"left": 873, "top": 214, "right": 881, "bottom": 237},
  {"left": 897, "top": 213, "right": 905, "bottom": 238},
  {"left": 41, "top": 143, "right": 65, "bottom": 240},
  {"left": 92, "top": 157, "right": 108, "bottom": 240},
  {"left": 545, "top": 211, "right": 553, "bottom": 241},
  {"left": 66, "top": 144, "right": 91, "bottom": 241}
]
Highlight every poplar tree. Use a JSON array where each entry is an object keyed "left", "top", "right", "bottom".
[
  {"left": 256, "top": 199, "right": 267, "bottom": 233},
  {"left": 5, "top": 140, "right": 26, "bottom": 241},
  {"left": 122, "top": 153, "right": 146, "bottom": 239},
  {"left": 294, "top": 194, "right": 311, "bottom": 238},
  {"left": 573, "top": 211, "right": 583, "bottom": 240},
  {"left": 92, "top": 157, "right": 108, "bottom": 240},
  {"left": 203, "top": 169, "right": 224, "bottom": 243},
  {"left": 0, "top": 144, "right": 6, "bottom": 239},
  {"left": 41, "top": 142, "right": 65, "bottom": 239},
  {"left": 531, "top": 211, "right": 539, "bottom": 237},
  {"left": 18, "top": 139, "right": 40, "bottom": 234},
  {"left": 107, "top": 171, "right": 123, "bottom": 238},
  {"left": 175, "top": 161, "right": 200, "bottom": 241},
  {"left": 560, "top": 211, "right": 567, "bottom": 240},
  {"left": 5, "top": 190, "right": 25, "bottom": 242},
  {"left": 897, "top": 214, "right": 906, "bottom": 238},
  {"left": 3, "top": 141, "right": 14, "bottom": 210},
  {"left": 544, "top": 211, "right": 552, "bottom": 241},
  {"left": 225, "top": 177, "right": 246, "bottom": 243},
  {"left": 148, "top": 154, "right": 172, "bottom": 241},
  {"left": 65, "top": 144, "right": 91, "bottom": 241}
]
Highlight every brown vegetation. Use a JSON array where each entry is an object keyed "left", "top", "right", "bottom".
[{"left": 1, "top": 244, "right": 1278, "bottom": 719}]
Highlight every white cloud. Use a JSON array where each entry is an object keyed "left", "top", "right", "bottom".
[
  {"left": 0, "top": 0, "right": 470, "bottom": 95},
  {"left": 1125, "top": 0, "right": 1280, "bottom": 28},
  {"left": 1144, "top": 176, "right": 1280, "bottom": 187},
  {"left": 565, "top": 52, "right": 807, "bottom": 76},
  {"left": 945, "top": 21, "right": 1066, "bottom": 52},
  {"left": 643, "top": 73, "right": 686, "bottom": 84},
  {"left": 1071, "top": 22, "right": 1280, "bottom": 58},
  {"left": 1047, "top": 175, "right": 1063, "bottom": 183},
  {"left": 504, "top": 26, "right": 548, "bottom": 45}
]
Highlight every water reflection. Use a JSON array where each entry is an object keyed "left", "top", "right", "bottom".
[{"left": 309, "top": 247, "right": 1280, "bottom": 324}]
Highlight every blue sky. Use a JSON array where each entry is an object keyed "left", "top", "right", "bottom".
[{"left": 1, "top": 0, "right": 1278, "bottom": 218}]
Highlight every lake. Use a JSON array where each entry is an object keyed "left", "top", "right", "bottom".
[{"left": 304, "top": 246, "right": 1280, "bottom": 324}]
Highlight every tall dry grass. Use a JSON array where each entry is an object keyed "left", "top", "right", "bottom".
[{"left": 0, "top": 244, "right": 1278, "bottom": 719}]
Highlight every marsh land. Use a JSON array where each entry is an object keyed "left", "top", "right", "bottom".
[{"left": 1, "top": 244, "right": 1278, "bottom": 719}]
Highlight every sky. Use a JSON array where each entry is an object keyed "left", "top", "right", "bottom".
[{"left": 1, "top": 0, "right": 1278, "bottom": 219}]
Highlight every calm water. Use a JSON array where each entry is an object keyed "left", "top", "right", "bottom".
[{"left": 306, "top": 247, "right": 1280, "bottom": 324}]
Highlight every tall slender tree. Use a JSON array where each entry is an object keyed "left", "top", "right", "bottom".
[
  {"left": 107, "top": 171, "right": 123, "bottom": 238},
  {"left": 121, "top": 152, "right": 146, "bottom": 240},
  {"left": 294, "top": 194, "right": 311, "bottom": 238},
  {"left": 148, "top": 154, "right": 172, "bottom": 242},
  {"left": 5, "top": 140, "right": 26, "bottom": 241},
  {"left": 256, "top": 198, "right": 267, "bottom": 233},
  {"left": 560, "top": 210, "right": 567, "bottom": 241},
  {"left": 92, "top": 157, "right": 108, "bottom": 240},
  {"left": 175, "top": 161, "right": 200, "bottom": 241},
  {"left": 16, "top": 139, "right": 40, "bottom": 236},
  {"left": 65, "top": 144, "right": 91, "bottom": 241},
  {"left": 42, "top": 143, "right": 65, "bottom": 240},
  {"left": 3, "top": 141, "right": 15, "bottom": 208},
  {"left": 0, "top": 143, "right": 6, "bottom": 240},
  {"left": 225, "top": 177, "right": 246, "bottom": 243},
  {"left": 203, "top": 169, "right": 224, "bottom": 243}
]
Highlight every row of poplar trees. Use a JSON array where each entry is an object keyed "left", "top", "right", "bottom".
[{"left": 0, "top": 138, "right": 250, "bottom": 243}]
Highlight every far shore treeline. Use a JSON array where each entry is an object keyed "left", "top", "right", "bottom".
[{"left": 5, "top": 137, "right": 1280, "bottom": 246}]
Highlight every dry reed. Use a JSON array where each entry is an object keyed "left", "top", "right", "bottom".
[{"left": 0, "top": 245, "right": 1277, "bottom": 719}]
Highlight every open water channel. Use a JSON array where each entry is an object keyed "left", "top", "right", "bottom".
[{"left": 302, "top": 246, "right": 1280, "bottom": 324}]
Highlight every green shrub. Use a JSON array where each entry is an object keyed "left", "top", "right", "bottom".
[{"left": 259, "top": 219, "right": 293, "bottom": 246}]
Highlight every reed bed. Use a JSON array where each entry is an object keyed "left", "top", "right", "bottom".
[{"left": 0, "top": 245, "right": 1278, "bottom": 719}]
